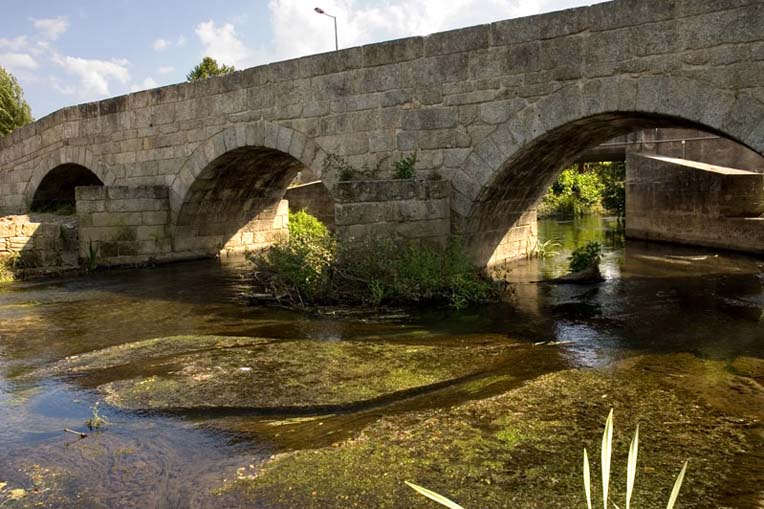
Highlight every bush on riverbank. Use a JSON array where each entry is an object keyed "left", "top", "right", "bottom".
[
  {"left": 539, "top": 162, "right": 625, "bottom": 218},
  {"left": 0, "top": 254, "right": 17, "bottom": 283},
  {"left": 247, "top": 211, "right": 499, "bottom": 309}
]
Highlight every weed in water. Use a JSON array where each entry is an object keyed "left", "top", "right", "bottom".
[
  {"left": 406, "top": 409, "right": 689, "bottom": 509},
  {"left": 529, "top": 239, "right": 562, "bottom": 259},
  {"left": 86, "top": 401, "right": 109, "bottom": 430},
  {"left": 84, "top": 240, "right": 99, "bottom": 272},
  {"left": 568, "top": 241, "right": 602, "bottom": 273}
]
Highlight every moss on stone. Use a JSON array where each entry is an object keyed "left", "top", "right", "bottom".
[
  {"left": 217, "top": 354, "right": 757, "bottom": 508},
  {"left": 44, "top": 335, "right": 523, "bottom": 411}
]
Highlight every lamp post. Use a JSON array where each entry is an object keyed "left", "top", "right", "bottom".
[{"left": 314, "top": 7, "right": 338, "bottom": 51}]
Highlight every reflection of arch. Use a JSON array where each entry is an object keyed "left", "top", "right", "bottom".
[
  {"left": 453, "top": 76, "right": 764, "bottom": 266},
  {"left": 31, "top": 164, "right": 103, "bottom": 212},
  {"left": 170, "top": 123, "right": 332, "bottom": 254},
  {"left": 25, "top": 146, "right": 116, "bottom": 210}
]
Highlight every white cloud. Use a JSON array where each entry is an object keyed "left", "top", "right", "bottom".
[
  {"left": 130, "top": 76, "right": 158, "bottom": 92},
  {"left": 49, "top": 75, "right": 75, "bottom": 96},
  {"left": 153, "top": 38, "right": 170, "bottom": 51},
  {"left": 0, "top": 53, "right": 39, "bottom": 72},
  {"left": 195, "top": 20, "right": 253, "bottom": 68},
  {"left": 158, "top": 66, "right": 175, "bottom": 74},
  {"left": 0, "top": 36, "right": 29, "bottom": 52},
  {"left": 52, "top": 54, "right": 130, "bottom": 100},
  {"left": 32, "top": 16, "right": 69, "bottom": 40},
  {"left": 176, "top": 35, "right": 187, "bottom": 47}
]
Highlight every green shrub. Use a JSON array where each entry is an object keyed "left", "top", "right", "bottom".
[
  {"left": 248, "top": 210, "right": 335, "bottom": 302},
  {"left": 338, "top": 237, "right": 497, "bottom": 309},
  {"left": 248, "top": 212, "right": 498, "bottom": 309},
  {"left": 393, "top": 153, "right": 417, "bottom": 179},
  {"left": 568, "top": 241, "right": 602, "bottom": 273}
]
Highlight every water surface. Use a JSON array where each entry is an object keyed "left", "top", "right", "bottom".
[{"left": 1, "top": 215, "right": 762, "bottom": 507}]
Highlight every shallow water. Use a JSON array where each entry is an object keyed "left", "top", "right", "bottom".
[{"left": 0, "top": 215, "right": 762, "bottom": 507}]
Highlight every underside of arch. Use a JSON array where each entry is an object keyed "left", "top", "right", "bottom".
[
  {"left": 173, "top": 146, "right": 306, "bottom": 254},
  {"left": 465, "top": 111, "right": 763, "bottom": 267}
]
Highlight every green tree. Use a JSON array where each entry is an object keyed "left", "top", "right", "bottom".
[
  {"left": 186, "top": 56, "right": 235, "bottom": 81},
  {"left": 0, "top": 66, "right": 32, "bottom": 137}
]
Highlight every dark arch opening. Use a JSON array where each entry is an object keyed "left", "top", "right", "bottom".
[
  {"left": 31, "top": 164, "right": 104, "bottom": 214},
  {"left": 174, "top": 146, "right": 318, "bottom": 255},
  {"left": 468, "top": 112, "right": 764, "bottom": 267}
]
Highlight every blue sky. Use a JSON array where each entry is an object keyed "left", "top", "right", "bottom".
[{"left": 1, "top": 0, "right": 607, "bottom": 119}]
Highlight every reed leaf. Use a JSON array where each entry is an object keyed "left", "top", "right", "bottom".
[
  {"left": 666, "top": 461, "right": 688, "bottom": 509},
  {"left": 601, "top": 408, "right": 614, "bottom": 509},
  {"left": 626, "top": 424, "right": 639, "bottom": 509},
  {"left": 405, "top": 481, "right": 465, "bottom": 509},
  {"left": 584, "top": 448, "right": 592, "bottom": 509}
]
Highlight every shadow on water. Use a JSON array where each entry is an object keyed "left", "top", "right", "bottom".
[{"left": 0, "top": 214, "right": 762, "bottom": 507}]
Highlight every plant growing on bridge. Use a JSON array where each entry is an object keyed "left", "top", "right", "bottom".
[
  {"left": 186, "top": 56, "right": 235, "bottom": 82},
  {"left": 393, "top": 152, "right": 417, "bottom": 179},
  {"left": 323, "top": 153, "right": 357, "bottom": 181},
  {"left": 568, "top": 241, "right": 602, "bottom": 274},
  {"left": 0, "top": 65, "right": 32, "bottom": 137}
]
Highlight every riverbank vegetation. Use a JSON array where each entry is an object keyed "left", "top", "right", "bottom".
[
  {"left": 539, "top": 162, "right": 625, "bottom": 218},
  {"left": 0, "top": 253, "right": 17, "bottom": 283},
  {"left": 247, "top": 210, "right": 501, "bottom": 309}
]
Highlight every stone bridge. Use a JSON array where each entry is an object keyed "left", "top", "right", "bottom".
[{"left": 1, "top": 0, "right": 763, "bottom": 267}]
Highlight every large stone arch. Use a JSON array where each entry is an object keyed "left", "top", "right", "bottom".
[
  {"left": 169, "top": 122, "right": 332, "bottom": 254},
  {"left": 169, "top": 122, "right": 330, "bottom": 223},
  {"left": 24, "top": 146, "right": 116, "bottom": 211},
  {"left": 453, "top": 75, "right": 764, "bottom": 266}
]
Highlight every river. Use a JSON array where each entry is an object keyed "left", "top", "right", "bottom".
[{"left": 0, "top": 216, "right": 762, "bottom": 508}]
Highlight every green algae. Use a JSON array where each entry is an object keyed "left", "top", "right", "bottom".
[
  {"left": 42, "top": 335, "right": 525, "bottom": 411},
  {"left": 217, "top": 354, "right": 757, "bottom": 509}
]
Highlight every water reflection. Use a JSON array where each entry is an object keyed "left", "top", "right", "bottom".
[{"left": 0, "top": 216, "right": 762, "bottom": 507}]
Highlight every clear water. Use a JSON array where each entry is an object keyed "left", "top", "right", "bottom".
[{"left": 0, "top": 215, "right": 762, "bottom": 507}]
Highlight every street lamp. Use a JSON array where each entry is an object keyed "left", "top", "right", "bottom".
[{"left": 314, "top": 7, "right": 338, "bottom": 51}]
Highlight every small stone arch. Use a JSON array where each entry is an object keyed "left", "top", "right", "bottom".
[
  {"left": 24, "top": 146, "right": 116, "bottom": 211},
  {"left": 169, "top": 122, "right": 331, "bottom": 224}
]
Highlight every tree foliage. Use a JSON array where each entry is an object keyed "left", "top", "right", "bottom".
[
  {"left": 186, "top": 56, "right": 235, "bottom": 82},
  {"left": 539, "top": 162, "right": 625, "bottom": 218},
  {"left": 0, "top": 66, "right": 32, "bottom": 137}
]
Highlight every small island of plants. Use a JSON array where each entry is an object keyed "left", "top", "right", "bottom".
[{"left": 247, "top": 210, "right": 502, "bottom": 309}]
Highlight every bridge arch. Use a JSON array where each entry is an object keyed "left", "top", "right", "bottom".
[
  {"left": 25, "top": 147, "right": 116, "bottom": 212},
  {"left": 170, "top": 122, "right": 332, "bottom": 254},
  {"left": 454, "top": 76, "right": 764, "bottom": 266}
]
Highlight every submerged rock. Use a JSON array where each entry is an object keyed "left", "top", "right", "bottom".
[
  {"left": 41, "top": 335, "right": 520, "bottom": 411},
  {"left": 217, "top": 354, "right": 759, "bottom": 509}
]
